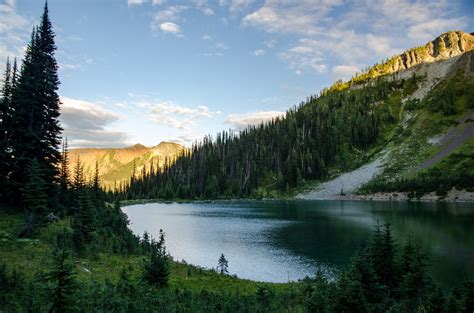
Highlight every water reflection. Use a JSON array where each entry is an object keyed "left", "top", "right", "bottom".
[{"left": 123, "top": 200, "right": 474, "bottom": 285}]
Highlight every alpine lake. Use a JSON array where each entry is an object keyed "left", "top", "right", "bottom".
[{"left": 122, "top": 200, "right": 474, "bottom": 286}]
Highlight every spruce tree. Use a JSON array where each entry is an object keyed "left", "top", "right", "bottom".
[
  {"left": 143, "top": 233, "right": 169, "bottom": 288},
  {"left": 48, "top": 234, "right": 77, "bottom": 313},
  {"left": 217, "top": 253, "right": 229, "bottom": 274},
  {"left": 0, "top": 58, "right": 12, "bottom": 200},
  {"left": 77, "top": 189, "right": 95, "bottom": 243},
  {"left": 22, "top": 159, "right": 48, "bottom": 220},
  {"left": 59, "top": 138, "right": 69, "bottom": 195},
  {"left": 9, "top": 2, "right": 62, "bottom": 205}
]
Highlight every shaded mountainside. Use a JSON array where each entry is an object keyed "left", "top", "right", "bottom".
[
  {"left": 119, "top": 31, "right": 474, "bottom": 201},
  {"left": 69, "top": 142, "right": 186, "bottom": 189}
]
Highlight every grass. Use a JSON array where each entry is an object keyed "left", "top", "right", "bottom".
[{"left": 0, "top": 208, "right": 297, "bottom": 296}]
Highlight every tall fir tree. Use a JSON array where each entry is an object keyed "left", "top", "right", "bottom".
[
  {"left": 59, "top": 138, "right": 69, "bottom": 195},
  {"left": 48, "top": 234, "right": 77, "bottom": 313},
  {"left": 9, "top": 2, "right": 62, "bottom": 206},
  {"left": 143, "top": 231, "right": 169, "bottom": 288},
  {"left": 0, "top": 58, "right": 12, "bottom": 199},
  {"left": 22, "top": 159, "right": 48, "bottom": 220}
]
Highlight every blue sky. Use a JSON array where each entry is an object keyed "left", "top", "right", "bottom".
[{"left": 1, "top": 0, "right": 473, "bottom": 148}]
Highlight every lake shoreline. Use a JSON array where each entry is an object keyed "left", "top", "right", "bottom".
[
  {"left": 119, "top": 189, "right": 474, "bottom": 206},
  {"left": 300, "top": 189, "right": 474, "bottom": 203}
]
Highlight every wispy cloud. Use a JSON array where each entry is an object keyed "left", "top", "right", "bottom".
[
  {"left": 251, "top": 49, "right": 265, "bottom": 56},
  {"left": 127, "top": 0, "right": 147, "bottom": 6},
  {"left": 150, "top": 5, "right": 188, "bottom": 36},
  {"left": 136, "top": 100, "right": 221, "bottom": 130},
  {"left": 158, "top": 22, "right": 182, "bottom": 36},
  {"left": 242, "top": 0, "right": 468, "bottom": 75},
  {"left": 60, "top": 97, "right": 129, "bottom": 148},
  {"left": 225, "top": 110, "right": 286, "bottom": 130},
  {"left": 0, "top": 0, "right": 31, "bottom": 62},
  {"left": 332, "top": 64, "right": 358, "bottom": 80}
]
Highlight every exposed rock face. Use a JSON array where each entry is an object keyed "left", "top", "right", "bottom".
[
  {"left": 68, "top": 142, "right": 187, "bottom": 189},
  {"left": 370, "top": 31, "right": 474, "bottom": 77}
]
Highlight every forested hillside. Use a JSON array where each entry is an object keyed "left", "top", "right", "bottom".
[
  {"left": 120, "top": 77, "right": 413, "bottom": 199},
  {"left": 68, "top": 142, "right": 185, "bottom": 190},
  {"left": 119, "top": 32, "right": 474, "bottom": 201}
]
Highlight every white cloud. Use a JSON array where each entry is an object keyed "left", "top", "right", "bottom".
[
  {"left": 191, "top": 0, "right": 215, "bottom": 15},
  {"left": 263, "top": 39, "right": 276, "bottom": 48},
  {"left": 151, "top": 5, "right": 187, "bottom": 25},
  {"left": 251, "top": 49, "right": 265, "bottom": 56},
  {"left": 60, "top": 97, "right": 129, "bottom": 148},
  {"left": 407, "top": 18, "right": 467, "bottom": 41},
  {"left": 158, "top": 22, "right": 182, "bottom": 36},
  {"left": 152, "top": 0, "right": 165, "bottom": 5},
  {"left": 280, "top": 39, "right": 326, "bottom": 74},
  {"left": 242, "top": 0, "right": 468, "bottom": 76},
  {"left": 242, "top": 0, "right": 342, "bottom": 35},
  {"left": 366, "top": 34, "right": 397, "bottom": 56},
  {"left": 216, "top": 42, "right": 229, "bottom": 50},
  {"left": 202, "top": 7, "right": 214, "bottom": 15},
  {"left": 332, "top": 65, "right": 358, "bottom": 80},
  {"left": 225, "top": 110, "right": 286, "bottom": 130},
  {"left": 202, "top": 34, "right": 212, "bottom": 40},
  {"left": 127, "top": 0, "right": 147, "bottom": 6},
  {"left": 0, "top": 0, "right": 31, "bottom": 62},
  {"left": 138, "top": 101, "right": 221, "bottom": 130},
  {"left": 229, "top": 0, "right": 256, "bottom": 13}
]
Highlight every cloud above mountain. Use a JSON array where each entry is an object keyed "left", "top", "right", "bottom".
[
  {"left": 225, "top": 110, "right": 286, "bottom": 130},
  {"left": 60, "top": 97, "right": 130, "bottom": 148}
]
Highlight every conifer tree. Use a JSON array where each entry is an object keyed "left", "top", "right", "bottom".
[
  {"left": 48, "top": 234, "right": 77, "bottom": 313},
  {"left": 59, "top": 138, "right": 69, "bottom": 195},
  {"left": 217, "top": 253, "right": 229, "bottom": 274},
  {"left": 0, "top": 58, "right": 12, "bottom": 199},
  {"left": 71, "top": 156, "right": 85, "bottom": 205},
  {"left": 78, "top": 189, "right": 95, "bottom": 242},
  {"left": 9, "top": 2, "right": 62, "bottom": 205},
  {"left": 143, "top": 233, "right": 169, "bottom": 288},
  {"left": 22, "top": 159, "right": 48, "bottom": 220}
]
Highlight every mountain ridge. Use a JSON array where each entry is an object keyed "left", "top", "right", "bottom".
[
  {"left": 330, "top": 30, "right": 474, "bottom": 92},
  {"left": 68, "top": 141, "right": 187, "bottom": 189}
]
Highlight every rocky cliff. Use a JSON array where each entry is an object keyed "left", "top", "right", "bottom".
[{"left": 355, "top": 31, "right": 474, "bottom": 82}]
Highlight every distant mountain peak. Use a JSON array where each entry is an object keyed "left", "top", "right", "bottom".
[
  {"left": 128, "top": 143, "right": 147, "bottom": 150},
  {"left": 69, "top": 141, "right": 186, "bottom": 189}
]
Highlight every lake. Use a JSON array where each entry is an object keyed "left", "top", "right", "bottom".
[{"left": 122, "top": 200, "right": 474, "bottom": 285}]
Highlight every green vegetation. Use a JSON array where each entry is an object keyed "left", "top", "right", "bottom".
[
  {"left": 360, "top": 73, "right": 474, "bottom": 197},
  {"left": 0, "top": 3, "right": 473, "bottom": 312},
  {"left": 361, "top": 138, "right": 474, "bottom": 197},
  {"left": 2, "top": 208, "right": 473, "bottom": 312},
  {"left": 0, "top": 2, "right": 62, "bottom": 206},
  {"left": 117, "top": 75, "right": 423, "bottom": 200}
]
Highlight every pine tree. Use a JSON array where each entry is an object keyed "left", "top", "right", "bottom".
[
  {"left": 143, "top": 233, "right": 169, "bottom": 288},
  {"left": 75, "top": 189, "right": 95, "bottom": 245},
  {"left": 22, "top": 159, "right": 48, "bottom": 220},
  {"left": 71, "top": 156, "right": 85, "bottom": 205},
  {"left": 48, "top": 234, "right": 77, "bottom": 313},
  {"left": 217, "top": 253, "right": 229, "bottom": 274},
  {"left": 8, "top": 2, "right": 62, "bottom": 205},
  {"left": 59, "top": 138, "right": 69, "bottom": 195},
  {"left": 0, "top": 58, "right": 12, "bottom": 200},
  {"left": 93, "top": 160, "right": 100, "bottom": 193}
]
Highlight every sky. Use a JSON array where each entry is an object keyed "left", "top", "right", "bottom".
[{"left": 0, "top": 0, "right": 473, "bottom": 148}]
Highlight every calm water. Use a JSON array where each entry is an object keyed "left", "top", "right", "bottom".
[{"left": 122, "top": 200, "right": 474, "bottom": 285}]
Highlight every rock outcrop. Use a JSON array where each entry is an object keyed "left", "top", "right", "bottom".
[{"left": 359, "top": 31, "right": 474, "bottom": 80}]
